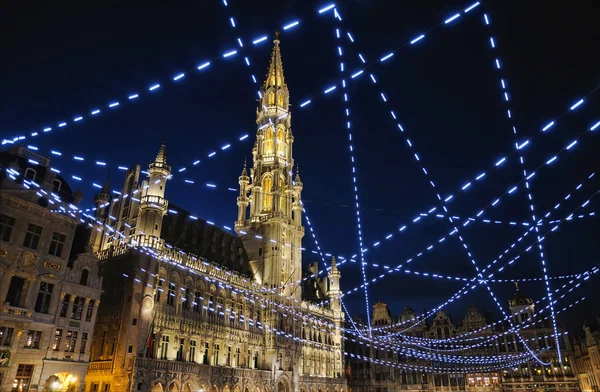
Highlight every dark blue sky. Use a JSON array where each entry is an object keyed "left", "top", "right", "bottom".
[{"left": 2, "top": 1, "right": 600, "bottom": 333}]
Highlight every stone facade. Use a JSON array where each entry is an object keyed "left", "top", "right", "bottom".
[
  {"left": 572, "top": 320, "right": 600, "bottom": 392},
  {"left": 0, "top": 146, "right": 102, "bottom": 392},
  {"left": 84, "top": 37, "right": 345, "bottom": 392},
  {"left": 347, "top": 288, "right": 579, "bottom": 392}
]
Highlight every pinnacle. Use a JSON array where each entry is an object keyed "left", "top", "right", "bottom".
[
  {"left": 264, "top": 34, "right": 286, "bottom": 89},
  {"left": 155, "top": 132, "right": 167, "bottom": 165}
]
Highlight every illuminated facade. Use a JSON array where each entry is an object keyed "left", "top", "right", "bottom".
[
  {"left": 0, "top": 146, "right": 102, "bottom": 392},
  {"left": 572, "top": 321, "right": 600, "bottom": 392},
  {"left": 347, "top": 287, "right": 579, "bottom": 392},
  {"left": 84, "top": 37, "right": 346, "bottom": 392}
]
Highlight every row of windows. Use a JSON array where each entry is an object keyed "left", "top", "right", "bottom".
[
  {"left": 0, "top": 214, "right": 66, "bottom": 256},
  {"left": 155, "top": 336, "right": 260, "bottom": 369},
  {"left": 53, "top": 328, "right": 88, "bottom": 353},
  {"left": 4, "top": 278, "right": 95, "bottom": 321}
]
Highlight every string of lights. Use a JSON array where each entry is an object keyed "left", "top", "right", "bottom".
[
  {"left": 366, "top": 171, "right": 596, "bottom": 334},
  {"left": 332, "top": 14, "right": 543, "bottom": 362},
  {"left": 0, "top": 19, "right": 305, "bottom": 148},
  {"left": 328, "top": 10, "right": 373, "bottom": 336},
  {"left": 480, "top": 9, "right": 562, "bottom": 361}
]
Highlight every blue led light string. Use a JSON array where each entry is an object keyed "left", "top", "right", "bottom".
[
  {"left": 334, "top": 28, "right": 530, "bottom": 359},
  {"left": 0, "top": 21, "right": 303, "bottom": 147},
  {"left": 329, "top": 10, "right": 372, "bottom": 335},
  {"left": 480, "top": 9, "right": 567, "bottom": 362},
  {"left": 333, "top": 12, "right": 600, "bottom": 270},
  {"left": 384, "top": 184, "right": 600, "bottom": 343},
  {"left": 365, "top": 170, "right": 596, "bottom": 334}
]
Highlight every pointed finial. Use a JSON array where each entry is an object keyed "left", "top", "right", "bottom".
[
  {"left": 241, "top": 158, "right": 248, "bottom": 177},
  {"left": 101, "top": 169, "right": 111, "bottom": 194},
  {"left": 274, "top": 31, "right": 280, "bottom": 42},
  {"left": 294, "top": 165, "right": 301, "bottom": 184},
  {"left": 331, "top": 256, "right": 338, "bottom": 272},
  {"left": 514, "top": 282, "right": 519, "bottom": 292},
  {"left": 155, "top": 132, "right": 167, "bottom": 165}
]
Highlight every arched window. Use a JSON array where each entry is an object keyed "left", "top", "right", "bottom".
[
  {"left": 263, "top": 175, "right": 273, "bottom": 211},
  {"left": 265, "top": 127, "right": 274, "bottom": 155},
  {"left": 276, "top": 126, "right": 286, "bottom": 156},
  {"left": 437, "top": 328, "right": 442, "bottom": 339},
  {"left": 268, "top": 91, "right": 275, "bottom": 106},
  {"left": 80, "top": 269, "right": 90, "bottom": 286},
  {"left": 444, "top": 327, "right": 450, "bottom": 338},
  {"left": 279, "top": 177, "right": 286, "bottom": 212},
  {"left": 24, "top": 168, "right": 36, "bottom": 181},
  {"left": 277, "top": 93, "right": 285, "bottom": 108},
  {"left": 52, "top": 179, "right": 62, "bottom": 192}
]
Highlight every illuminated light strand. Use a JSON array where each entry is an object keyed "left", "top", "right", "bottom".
[
  {"left": 374, "top": 272, "right": 593, "bottom": 354},
  {"left": 366, "top": 170, "right": 596, "bottom": 333},
  {"left": 382, "top": 192, "right": 600, "bottom": 346},
  {"left": 333, "top": 18, "right": 600, "bottom": 270},
  {"left": 332, "top": 15, "right": 372, "bottom": 335},
  {"left": 1, "top": 18, "right": 307, "bottom": 146},
  {"left": 482, "top": 10, "right": 563, "bottom": 361},
  {"left": 294, "top": 0, "right": 482, "bottom": 117},
  {"left": 342, "top": 44, "right": 516, "bottom": 354},
  {"left": 372, "top": 262, "right": 597, "bottom": 349}
]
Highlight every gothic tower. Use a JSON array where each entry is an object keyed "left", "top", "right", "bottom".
[
  {"left": 235, "top": 36, "right": 304, "bottom": 300},
  {"left": 135, "top": 137, "right": 170, "bottom": 249}
]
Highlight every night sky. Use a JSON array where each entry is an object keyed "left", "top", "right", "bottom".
[{"left": 2, "top": 1, "right": 600, "bottom": 334}]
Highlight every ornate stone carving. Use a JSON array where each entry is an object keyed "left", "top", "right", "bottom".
[{"left": 14, "top": 251, "right": 38, "bottom": 275}]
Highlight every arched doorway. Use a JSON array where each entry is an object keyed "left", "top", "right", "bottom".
[
  {"left": 152, "top": 383, "right": 165, "bottom": 392},
  {"left": 168, "top": 382, "right": 180, "bottom": 392},
  {"left": 183, "top": 384, "right": 193, "bottom": 392},
  {"left": 223, "top": 386, "right": 231, "bottom": 392},
  {"left": 278, "top": 381, "right": 288, "bottom": 392}
]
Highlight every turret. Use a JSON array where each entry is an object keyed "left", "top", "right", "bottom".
[
  {"left": 508, "top": 282, "right": 535, "bottom": 324},
  {"left": 136, "top": 135, "right": 170, "bottom": 249},
  {"left": 236, "top": 160, "right": 250, "bottom": 227}
]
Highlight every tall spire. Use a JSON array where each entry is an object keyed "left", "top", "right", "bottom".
[{"left": 264, "top": 32, "right": 286, "bottom": 89}]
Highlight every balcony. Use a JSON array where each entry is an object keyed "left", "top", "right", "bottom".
[
  {"left": 135, "top": 358, "right": 272, "bottom": 380},
  {"left": 1, "top": 304, "right": 33, "bottom": 321},
  {"left": 88, "top": 361, "right": 113, "bottom": 372},
  {"left": 140, "top": 195, "right": 168, "bottom": 210}
]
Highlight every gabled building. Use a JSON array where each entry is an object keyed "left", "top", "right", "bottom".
[{"left": 346, "top": 286, "right": 579, "bottom": 392}]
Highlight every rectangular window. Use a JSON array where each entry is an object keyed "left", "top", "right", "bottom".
[
  {"left": 160, "top": 336, "right": 169, "bottom": 360},
  {"left": 64, "top": 330, "right": 78, "bottom": 352},
  {"left": 48, "top": 232, "right": 66, "bottom": 257},
  {"left": 0, "top": 327, "right": 15, "bottom": 346},
  {"left": 213, "top": 344, "right": 220, "bottom": 365},
  {"left": 13, "top": 364, "right": 34, "bottom": 392},
  {"left": 0, "top": 214, "right": 16, "bottom": 242},
  {"left": 203, "top": 343, "right": 210, "bottom": 365},
  {"left": 189, "top": 340, "right": 197, "bottom": 363},
  {"left": 35, "top": 282, "right": 54, "bottom": 314},
  {"left": 53, "top": 329, "right": 63, "bottom": 350},
  {"left": 23, "top": 223, "right": 43, "bottom": 249},
  {"left": 167, "top": 283, "right": 176, "bottom": 306},
  {"left": 80, "top": 332, "right": 88, "bottom": 354},
  {"left": 24, "top": 330, "right": 42, "bottom": 349},
  {"left": 86, "top": 300, "right": 95, "bottom": 321},
  {"left": 176, "top": 338, "right": 184, "bottom": 361},
  {"left": 226, "top": 346, "right": 231, "bottom": 366},
  {"left": 60, "top": 294, "right": 71, "bottom": 317},
  {"left": 5, "top": 276, "right": 25, "bottom": 307},
  {"left": 71, "top": 296, "right": 84, "bottom": 320}
]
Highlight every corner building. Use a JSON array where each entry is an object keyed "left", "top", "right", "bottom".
[
  {"left": 85, "top": 38, "right": 346, "bottom": 392},
  {"left": 0, "top": 146, "right": 102, "bottom": 392}
]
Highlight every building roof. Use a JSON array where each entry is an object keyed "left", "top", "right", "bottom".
[{"left": 160, "top": 203, "right": 252, "bottom": 277}]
